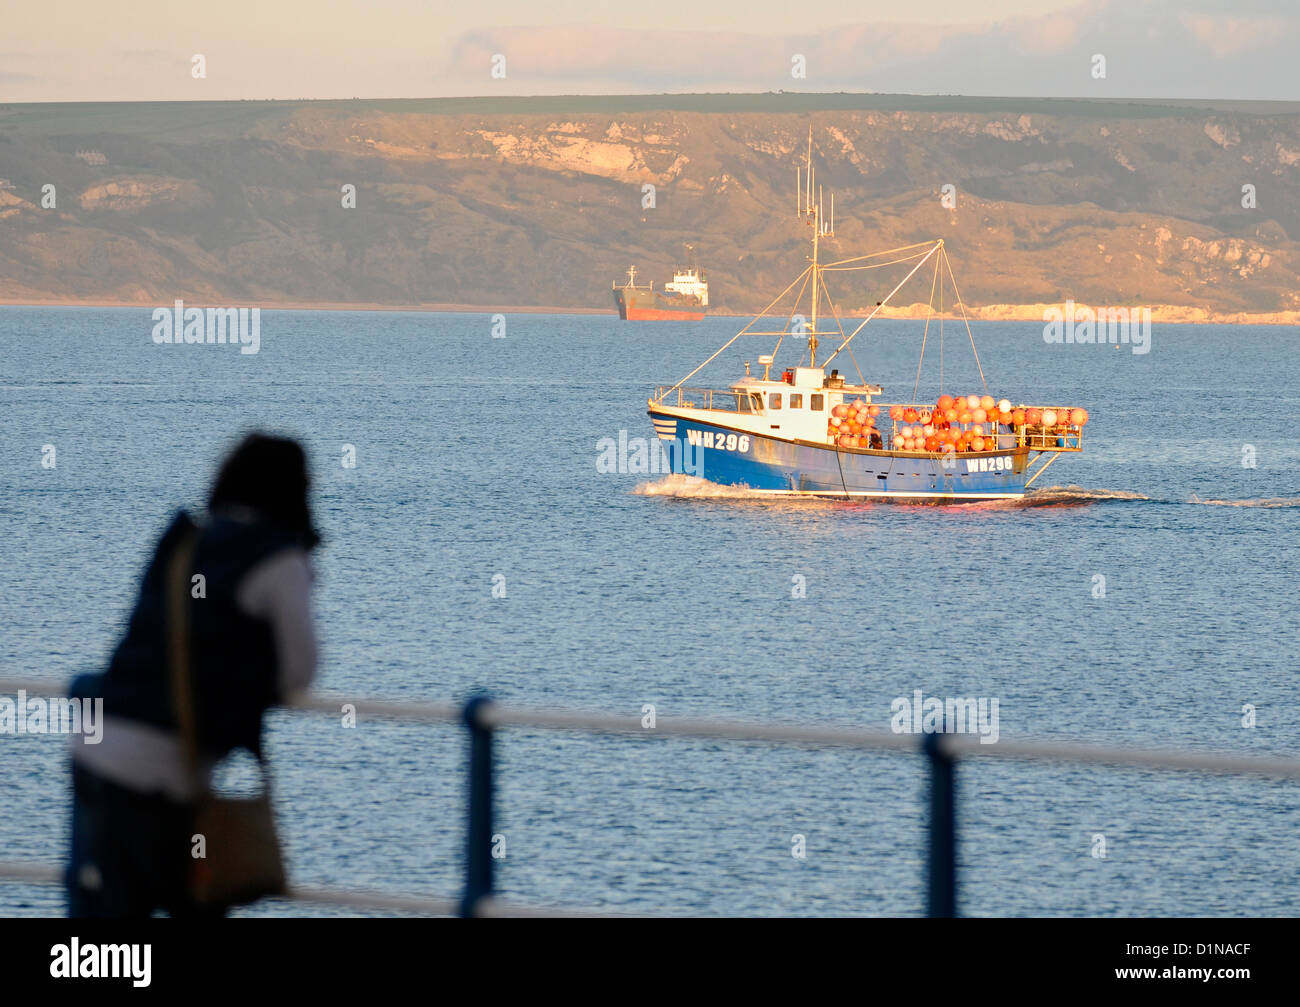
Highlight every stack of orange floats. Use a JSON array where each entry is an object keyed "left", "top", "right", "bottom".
[
  {"left": 826, "top": 398, "right": 882, "bottom": 450},
  {"left": 827, "top": 392, "right": 1089, "bottom": 453}
]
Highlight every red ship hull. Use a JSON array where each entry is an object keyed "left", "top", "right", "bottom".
[
  {"left": 621, "top": 305, "right": 706, "bottom": 321},
  {"left": 613, "top": 287, "right": 706, "bottom": 321}
]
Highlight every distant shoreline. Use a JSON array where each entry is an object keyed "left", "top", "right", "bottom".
[{"left": 1, "top": 297, "right": 1297, "bottom": 326}]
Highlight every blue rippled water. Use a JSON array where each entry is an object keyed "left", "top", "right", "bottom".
[{"left": 1, "top": 306, "right": 1298, "bottom": 916}]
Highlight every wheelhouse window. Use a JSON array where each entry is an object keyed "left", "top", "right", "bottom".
[
  {"left": 810, "top": 394, "right": 824, "bottom": 411},
  {"left": 789, "top": 393, "right": 803, "bottom": 408},
  {"left": 769, "top": 393, "right": 782, "bottom": 409}
]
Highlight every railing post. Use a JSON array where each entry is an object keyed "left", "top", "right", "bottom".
[
  {"left": 924, "top": 731, "right": 957, "bottom": 918},
  {"left": 460, "top": 693, "right": 495, "bottom": 917}
]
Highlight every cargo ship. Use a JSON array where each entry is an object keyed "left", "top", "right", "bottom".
[
  {"left": 646, "top": 132, "right": 1089, "bottom": 502},
  {"left": 613, "top": 265, "right": 708, "bottom": 320}
]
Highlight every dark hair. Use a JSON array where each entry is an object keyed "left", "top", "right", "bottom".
[{"left": 208, "top": 433, "right": 320, "bottom": 549}]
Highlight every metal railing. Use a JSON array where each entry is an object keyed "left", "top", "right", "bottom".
[
  {"left": 1, "top": 676, "right": 1297, "bottom": 917},
  {"left": 651, "top": 386, "right": 755, "bottom": 411},
  {"left": 1020, "top": 425, "right": 1083, "bottom": 451}
]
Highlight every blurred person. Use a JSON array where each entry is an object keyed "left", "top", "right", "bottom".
[{"left": 66, "top": 433, "right": 320, "bottom": 917}]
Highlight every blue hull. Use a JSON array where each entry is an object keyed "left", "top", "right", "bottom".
[{"left": 650, "top": 409, "right": 1030, "bottom": 501}]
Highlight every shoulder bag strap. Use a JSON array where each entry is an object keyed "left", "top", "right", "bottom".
[{"left": 165, "top": 525, "right": 202, "bottom": 778}]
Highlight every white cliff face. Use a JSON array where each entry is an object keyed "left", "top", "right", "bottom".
[
  {"left": 470, "top": 130, "right": 688, "bottom": 185},
  {"left": 78, "top": 178, "right": 194, "bottom": 212}
]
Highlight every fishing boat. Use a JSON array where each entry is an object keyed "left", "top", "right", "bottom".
[{"left": 646, "top": 133, "right": 1088, "bottom": 502}]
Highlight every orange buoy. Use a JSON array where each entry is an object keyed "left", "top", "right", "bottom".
[
  {"left": 1071, "top": 407, "right": 1089, "bottom": 425},
  {"left": 937, "top": 394, "right": 954, "bottom": 411},
  {"left": 1026, "top": 407, "right": 1042, "bottom": 425},
  {"left": 979, "top": 394, "right": 995, "bottom": 411}
]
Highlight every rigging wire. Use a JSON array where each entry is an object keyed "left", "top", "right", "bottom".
[
  {"left": 822, "top": 240, "right": 938, "bottom": 268},
  {"left": 667, "top": 264, "right": 812, "bottom": 393},
  {"left": 772, "top": 266, "right": 815, "bottom": 365},
  {"left": 911, "top": 251, "right": 942, "bottom": 404},
  {"left": 820, "top": 240, "right": 942, "bottom": 368},
  {"left": 822, "top": 250, "right": 932, "bottom": 272},
  {"left": 815, "top": 267, "right": 866, "bottom": 386},
  {"left": 942, "top": 247, "right": 987, "bottom": 392},
  {"left": 661, "top": 232, "right": 992, "bottom": 410}
]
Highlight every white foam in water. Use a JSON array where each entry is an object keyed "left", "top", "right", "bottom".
[
  {"left": 1023, "top": 485, "right": 1151, "bottom": 503},
  {"left": 1188, "top": 494, "right": 1300, "bottom": 508},
  {"left": 633, "top": 474, "right": 774, "bottom": 499},
  {"left": 633, "top": 476, "right": 1151, "bottom": 506}
]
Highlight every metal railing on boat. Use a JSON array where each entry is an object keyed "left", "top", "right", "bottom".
[
  {"left": 652, "top": 386, "right": 756, "bottom": 411},
  {"left": 887, "top": 426, "right": 1084, "bottom": 453},
  {"left": 0, "top": 675, "right": 1295, "bottom": 917}
]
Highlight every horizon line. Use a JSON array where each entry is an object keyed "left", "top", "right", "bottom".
[{"left": 5, "top": 91, "right": 1300, "bottom": 107}]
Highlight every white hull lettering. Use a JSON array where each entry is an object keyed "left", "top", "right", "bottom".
[
  {"left": 683, "top": 428, "right": 749, "bottom": 453},
  {"left": 965, "top": 456, "right": 1012, "bottom": 473}
]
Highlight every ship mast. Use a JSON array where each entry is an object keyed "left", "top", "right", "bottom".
[{"left": 797, "top": 126, "right": 832, "bottom": 367}]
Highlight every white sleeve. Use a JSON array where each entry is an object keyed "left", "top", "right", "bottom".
[{"left": 235, "top": 548, "right": 318, "bottom": 701}]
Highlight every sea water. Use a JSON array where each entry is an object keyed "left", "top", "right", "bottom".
[{"left": 1, "top": 307, "right": 1298, "bottom": 916}]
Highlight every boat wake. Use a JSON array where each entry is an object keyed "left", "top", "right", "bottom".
[
  {"left": 1018, "top": 485, "right": 1150, "bottom": 506},
  {"left": 632, "top": 476, "right": 1148, "bottom": 506},
  {"left": 633, "top": 477, "right": 1300, "bottom": 510},
  {"left": 1187, "top": 494, "right": 1300, "bottom": 508},
  {"left": 632, "top": 474, "right": 781, "bottom": 501}
]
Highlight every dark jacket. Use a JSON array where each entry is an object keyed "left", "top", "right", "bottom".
[{"left": 70, "top": 510, "right": 296, "bottom": 759}]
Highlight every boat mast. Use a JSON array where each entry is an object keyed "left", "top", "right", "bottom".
[
  {"left": 811, "top": 183, "right": 820, "bottom": 367},
  {"left": 797, "top": 128, "right": 838, "bottom": 368},
  {"left": 802, "top": 127, "right": 822, "bottom": 367}
]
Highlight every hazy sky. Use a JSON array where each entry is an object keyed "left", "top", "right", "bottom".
[{"left": 2, "top": 0, "right": 1296, "bottom": 101}]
